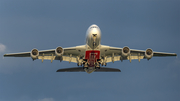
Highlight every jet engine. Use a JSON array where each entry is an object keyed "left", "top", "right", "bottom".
[
  {"left": 31, "top": 48, "right": 39, "bottom": 60},
  {"left": 55, "top": 46, "right": 64, "bottom": 57},
  {"left": 145, "top": 48, "right": 153, "bottom": 60},
  {"left": 122, "top": 46, "right": 130, "bottom": 57}
]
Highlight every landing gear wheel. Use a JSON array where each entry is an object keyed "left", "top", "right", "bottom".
[
  {"left": 83, "top": 67, "right": 88, "bottom": 69},
  {"left": 95, "top": 67, "right": 100, "bottom": 69}
]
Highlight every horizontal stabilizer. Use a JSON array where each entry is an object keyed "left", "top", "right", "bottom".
[
  {"left": 95, "top": 67, "right": 121, "bottom": 72},
  {"left": 56, "top": 67, "right": 121, "bottom": 72},
  {"left": 56, "top": 67, "right": 85, "bottom": 72}
]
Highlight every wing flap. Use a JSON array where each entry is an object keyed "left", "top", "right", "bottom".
[
  {"left": 62, "top": 56, "right": 77, "bottom": 63},
  {"left": 106, "top": 55, "right": 145, "bottom": 63},
  {"left": 38, "top": 56, "right": 78, "bottom": 63}
]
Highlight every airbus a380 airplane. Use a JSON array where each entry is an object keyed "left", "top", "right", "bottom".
[{"left": 4, "top": 24, "right": 177, "bottom": 73}]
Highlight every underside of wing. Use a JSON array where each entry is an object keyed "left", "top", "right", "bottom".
[
  {"left": 4, "top": 45, "right": 86, "bottom": 63},
  {"left": 106, "top": 55, "right": 145, "bottom": 63},
  {"left": 4, "top": 52, "right": 30, "bottom": 57},
  {"left": 100, "top": 45, "right": 177, "bottom": 63},
  {"left": 153, "top": 52, "right": 177, "bottom": 56}
]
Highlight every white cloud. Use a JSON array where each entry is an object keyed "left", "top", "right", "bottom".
[{"left": 0, "top": 43, "right": 6, "bottom": 53}]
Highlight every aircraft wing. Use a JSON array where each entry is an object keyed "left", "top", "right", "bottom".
[
  {"left": 100, "top": 45, "right": 177, "bottom": 63},
  {"left": 4, "top": 45, "right": 86, "bottom": 63}
]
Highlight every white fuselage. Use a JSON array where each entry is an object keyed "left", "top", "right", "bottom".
[
  {"left": 86, "top": 24, "right": 101, "bottom": 50},
  {"left": 84, "top": 24, "right": 102, "bottom": 73}
]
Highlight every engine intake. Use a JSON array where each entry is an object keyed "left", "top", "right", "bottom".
[
  {"left": 122, "top": 46, "right": 130, "bottom": 57},
  {"left": 55, "top": 46, "right": 64, "bottom": 57},
  {"left": 31, "top": 48, "right": 39, "bottom": 60},
  {"left": 145, "top": 48, "right": 153, "bottom": 60}
]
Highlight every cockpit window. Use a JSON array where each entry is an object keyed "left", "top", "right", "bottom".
[{"left": 90, "top": 26, "right": 98, "bottom": 29}]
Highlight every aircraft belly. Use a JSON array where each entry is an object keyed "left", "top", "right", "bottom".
[
  {"left": 85, "top": 50, "right": 100, "bottom": 67},
  {"left": 84, "top": 67, "right": 96, "bottom": 74}
]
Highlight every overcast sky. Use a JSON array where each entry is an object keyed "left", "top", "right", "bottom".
[{"left": 0, "top": 0, "right": 180, "bottom": 101}]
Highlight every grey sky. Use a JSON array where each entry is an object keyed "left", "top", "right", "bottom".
[{"left": 0, "top": 0, "right": 180, "bottom": 101}]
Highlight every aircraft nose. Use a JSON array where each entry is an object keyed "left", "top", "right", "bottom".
[
  {"left": 92, "top": 29, "right": 98, "bottom": 34},
  {"left": 92, "top": 34, "right": 97, "bottom": 39},
  {"left": 93, "top": 34, "right": 97, "bottom": 37},
  {"left": 90, "top": 28, "right": 101, "bottom": 39}
]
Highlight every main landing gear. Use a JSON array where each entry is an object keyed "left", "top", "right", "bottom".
[
  {"left": 83, "top": 62, "right": 89, "bottom": 69},
  {"left": 95, "top": 62, "right": 100, "bottom": 69},
  {"left": 81, "top": 59, "right": 106, "bottom": 69}
]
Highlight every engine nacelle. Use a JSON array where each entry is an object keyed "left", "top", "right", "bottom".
[
  {"left": 31, "top": 48, "right": 39, "bottom": 60},
  {"left": 55, "top": 46, "right": 64, "bottom": 57},
  {"left": 145, "top": 48, "right": 153, "bottom": 60},
  {"left": 122, "top": 46, "right": 130, "bottom": 57}
]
